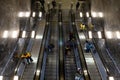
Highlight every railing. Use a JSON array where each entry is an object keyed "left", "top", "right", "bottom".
[{"left": 58, "top": 4, "right": 65, "bottom": 80}]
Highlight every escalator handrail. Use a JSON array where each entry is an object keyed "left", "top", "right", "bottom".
[{"left": 58, "top": 8, "right": 65, "bottom": 80}]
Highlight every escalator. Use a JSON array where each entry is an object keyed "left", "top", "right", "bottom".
[
  {"left": 75, "top": 22, "right": 102, "bottom": 80},
  {"left": 8, "top": 9, "right": 46, "bottom": 80},
  {"left": 62, "top": 9, "right": 77, "bottom": 80},
  {"left": 92, "top": 36, "right": 120, "bottom": 79},
  {"left": 44, "top": 9, "right": 59, "bottom": 80},
  {"left": 20, "top": 14, "right": 46, "bottom": 80},
  {"left": 0, "top": 15, "right": 34, "bottom": 79}
]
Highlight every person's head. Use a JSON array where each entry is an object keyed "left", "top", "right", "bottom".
[
  {"left": 86, "top": 40, "right": 88, "bottom": 43},
  {"left": 77, "top": 68, "right": 82, "bottom": 73},
  {"left": 77, "top": 68, "right": 81, "bottom": 71}
]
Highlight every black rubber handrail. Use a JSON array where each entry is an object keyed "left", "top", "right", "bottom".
[{"left": 58, "top": 4, "right": 65, "bottom": 80}]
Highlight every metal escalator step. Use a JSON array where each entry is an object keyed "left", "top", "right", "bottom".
[
  {"left": 45, "top": 72, "right": 56, "bottom": 75},
  {"left": 45, "top": 64, "right": 56, "bottom": 66},
  {"left": 65, "top": 74, "right": 75, "bottom": 78},
  {"left": 22, "top": 75, "right": 33, "bottom": 79},
  {"left": 65, "top": 67, "right": 76, "bottom": 70},
  {"left": 65, "top": 77, "right": 74, "bottom": 80},
  {"left": 24, "top": 69, "right": 34, "bottom": 73},
  {"left": 65, "top": 61, "right": 76, "bottom": 64},
  {"left": 65, "top": 70, "right": 76, "bottom": 73},
  {"left": 65, "top": 64, "right": 76, "bottom": 66},
  {"left": 45, "top": 74, "right": 56, "bottom": 77},
  {"left": 44, "top": 77, "right": 56, "bottom": 80},
  {"left": 21, "top": 79, "right": 33, "bottom": 80},
  {"left": 45, "top": 70, "right": 56, "bottom": 74},
  {"left": 65, "top": 56, "right": 74, "bottom": 58}
]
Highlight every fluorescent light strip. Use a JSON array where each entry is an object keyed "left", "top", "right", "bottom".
[
  {"left": 92, "top": 12, "right": 97, "bottom": 17},
  {"left": 12, "top": 31, "right": 18, "bottom": 38},
  {"left": 80, "top": 12, "right": 83, "bottom": 17},
  {"left": 106, "top": 31, "right": 112, "bottom": 39},
  {"left": 18, "top": 12, "right": 24, "bottom": 17},
  {"left": 98, "top": 12, "right": 103, "bottom": 17},
  {"left": 14, "top": 76, "right": 18, "bottom": 80},
  {"left": 88, "top": 31, "right": 92, "bottom": 38},
  {"left": 39, "top": 12, "right": 42, "bottom": 17},
  {"left": 116, "top": 31, "right": 120, "bottom": 39},
  {"left": 97, "top": 31, "right": 102, "bottom": 38},
  {"left": 25, "top": 12, "right": 30, "bottom": 17},
  {"left": 33, "top": 12, "right": 35, "bottom": 17},
  {"left": 109, "top": 76, "right": 114, "bottom": 80},
  {"left": 31, "top": 31, "right": 35, "bottom": 38},
  {"left": 0, "top": 76, "right": 3, "bottom": 80},
  {"left": 86, "top": 12, "right": 89, "bottom": 17},
  {"left": 22, "top": 31, "right": 26, "bottom": 38},
  {"left": 3, "top": 30, "right": 8, "bottom": 38}
]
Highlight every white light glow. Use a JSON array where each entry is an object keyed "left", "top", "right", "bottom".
[
  {"left": 97, "top": 31, "right": 102, "bottom": 38},
  {"left": 116, "top": 31, "right": 120, "bottom": 39},
  {"left": 14, "top": 76, "right": 18, "bottom": 80},
  {"left": 80, "top": 12, "right": 83, "bottom": 17},
  {"left": 18, "top": 11, "right": 30, "bottom": 17},
  {"left": 25, "top": 12, "right": 30, "bottom": 17},
  {"left": 39, "top": 12, "right": 42, "bottom": 17},
  {"left": 79, "top": 33, "right": 85, "bottom": 39},
  {"left": 22, "top": 31, "right": 26, "bottom": 38},
  {"left": 86, "top": 58, "right": 94, "bottom": 63},
  {"left": 106, "top": 31, "right": 112, "bottom": 39},
  {"left": 18, "top": 12, "right": 24, "bottom": 17},
  {"left": 37, "top": 70, "right": 40, "bottom": 76},
  {"left": 12, "top": 31, "right": 18, "bottom": 38},
  {"left": 3, "top": 30, "right": 8, "bottom": 38},
  {"left": 0, "top": 76, "right": 3, "bottom": 80},
  {"left": 98, "top": 12, "right": 103, "bottom": 17},
  {"left": 83, "top": 70, "right": 88, "bottom": 75},
  {"left": 31, "top": 31, "right": 35, "bottom": 38},
  {"left": 88, "top": 31, "right": 92, "bottom": 38},
  {"left": 32, "top": 57, "right": 37, "bottom": 63},
  {"left": 36, "top": 35, "right": 43, "bottom": 39},
  {"left": 33, "top": 12, "right": 36, "bottom": 17},
  {"left": 92, "top": 12, "right": 97, "bottom": 17},
  {"left": 109, "top": 76, "right": 114, "bottom": 80},
  {"left": 86, "top": 12, "right": 89, "bottom": 17}
]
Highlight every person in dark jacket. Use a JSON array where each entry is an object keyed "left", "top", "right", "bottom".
[
  {"left": 69, "top": 32, "right": 75, "bottom": 41},
  {"left": 52, "top": 0, "right": 56, "bottom": 9},
  {"left": 76, "top": 1, "right": 80, "bottom": 10},
  {"left": 48, "top": 43, "right": 55, "bottom": 52}
]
